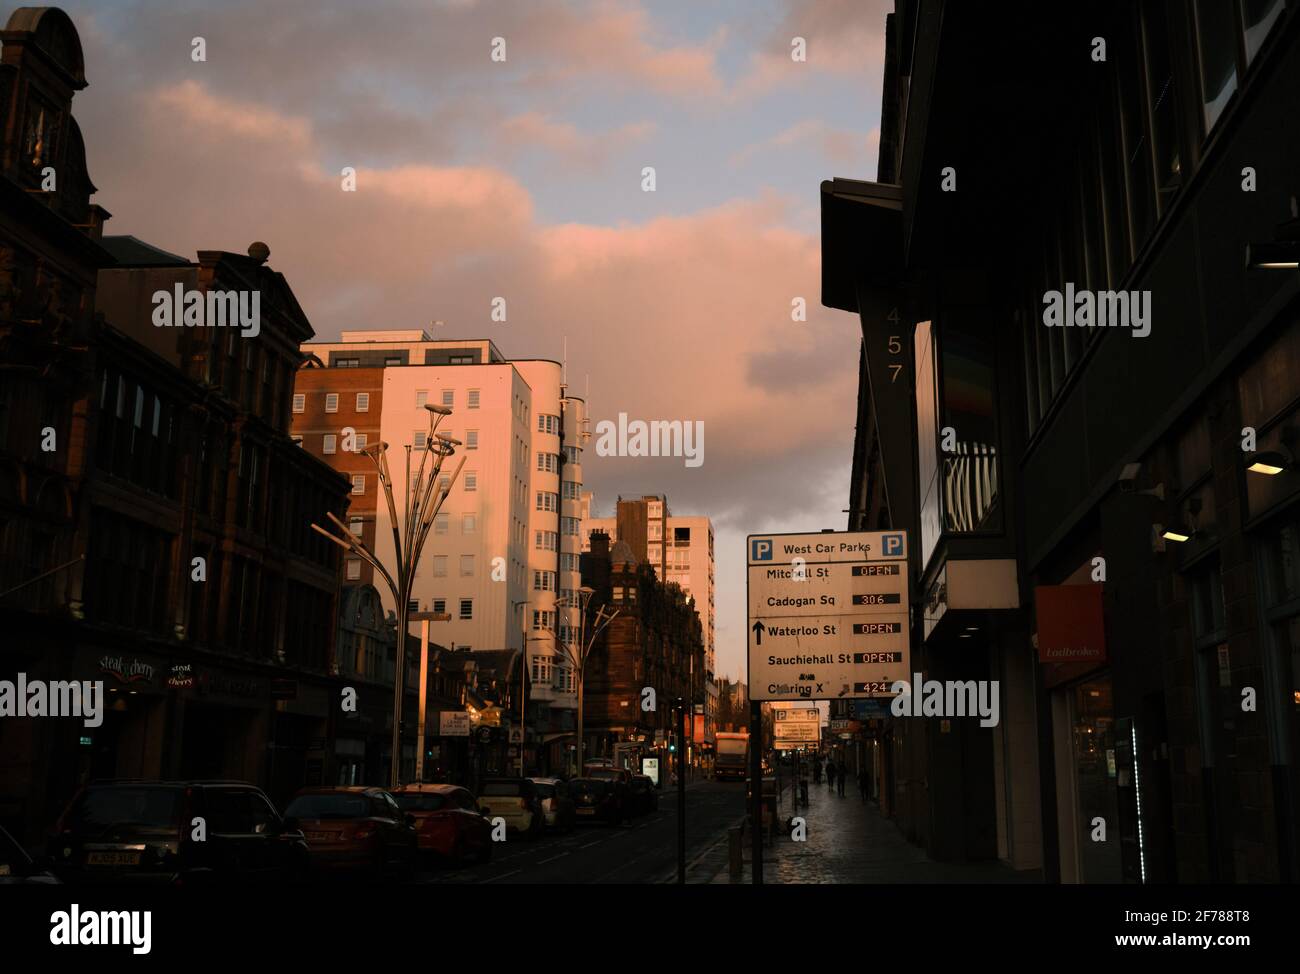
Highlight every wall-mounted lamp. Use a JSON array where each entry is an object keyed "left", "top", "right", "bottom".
[
  {"left": 1246, "top": 427, "right": 1297, "bottom": 476},
  {"left": 1246, "top": 195, "right": 1300, "bottom": 270}
]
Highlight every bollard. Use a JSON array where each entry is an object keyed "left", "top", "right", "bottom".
[{"left": 729, "top": 826, "right": 743, "bottom": 883}]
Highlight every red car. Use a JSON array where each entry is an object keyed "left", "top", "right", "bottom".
[
  {"left": 283, "top": 787, "right": 418, "bottom": 880},
  {"left": 390, "top": 784, "right": 492, "bottom": 865}
]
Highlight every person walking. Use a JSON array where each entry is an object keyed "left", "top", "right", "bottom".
[
  {"left": 836, "top": 758, "right": 846, "bottom": 797},
  {"left": 825, "top": 758, "right": 836, "bottom": 792}
]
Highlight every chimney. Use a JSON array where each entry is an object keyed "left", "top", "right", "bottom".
[{"left": 589, "top": 529, "right": 610, "bottom": 559}]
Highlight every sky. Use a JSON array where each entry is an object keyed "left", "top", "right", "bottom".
[{"left": 65, "top": 0, "right": 889, "bottom": 683}]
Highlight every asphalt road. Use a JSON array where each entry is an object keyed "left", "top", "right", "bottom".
[{"left": 418, "top": 779, "right": 747, "bottom": 884}]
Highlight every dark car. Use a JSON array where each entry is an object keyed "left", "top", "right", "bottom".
[
  {"left": 528, "top": 777, "right": 576, "bottom": 832},
  {"left": 628, "top": 774, "right": 658, "bottom": 815},
  {"left": 284, "top": 787, "right": 419, "bottom": 880},
  {"left": 46, "top": 780, "right": 309, "bottom": 886},
  {"left": 568, "top": 778, "right": 623, "bottom": 826},
  {"left": 1, "top": 823, "right": 59, "bottom": 885},
  {"left": 391, "top": 784, "right": 492, "bottom": 865}
]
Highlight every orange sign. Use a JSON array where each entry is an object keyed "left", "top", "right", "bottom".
[{"left": 1036, "top": 585, "right": 1106, "bottom": 663}]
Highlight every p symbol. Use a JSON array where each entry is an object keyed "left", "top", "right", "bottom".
[
  {"left": 751, "top": 539, "right": 773, "bottom": 561},
  {"left": 882, "top": 534, "right": 904, "bottom": 557}
]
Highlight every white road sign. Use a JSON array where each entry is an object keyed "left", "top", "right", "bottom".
[
  {"left": 773, "top": 721, "right": 819, "bottom": 742},
  {"left": 773, "top": 708, "right": 820, "bottom": 723},
  {"left": 747, "top": 530, "right": 910, "bottom": 701}
]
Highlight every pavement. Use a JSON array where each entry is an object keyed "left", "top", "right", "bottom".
[{"left": 692, "top": 773, "right": 1042, "bottom": 884}]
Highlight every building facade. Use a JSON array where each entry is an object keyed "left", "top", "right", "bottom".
[
  {"left": 824, "top": 0, "right": 1299, "bottom": 882},
  {"left": 294, "top": 331, "right": 591, "bottom": 771}
]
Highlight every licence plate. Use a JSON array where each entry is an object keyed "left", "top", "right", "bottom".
[
  {"left": 305, "top": 831, "right": 337, "bottom": 841},
  {"left": 87, "top": 851, "right": 140, "bottom": 866},
  {"left": 577, "top": 808, "right": 595, "bottom": 815}
]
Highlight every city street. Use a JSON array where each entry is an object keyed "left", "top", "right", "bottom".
[{"left": 420, "top": 780, "right": 745, "bottom": 884}]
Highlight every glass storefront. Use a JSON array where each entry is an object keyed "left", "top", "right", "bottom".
[{"left": 1072, "top": 677, "right": 1123, "bottom": 882}]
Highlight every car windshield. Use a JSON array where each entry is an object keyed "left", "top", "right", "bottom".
[
  {"left": 569, "top": 779, "right": 607, "bottom": 796},
  {"left": 285, "top": 793, "right": 370, "bottom": 819},
  {"left": 533, "top": 783, "right": 555, "bottom": 798},
  {"left": 481, "top": 781, "right": 524, "bottom": 796},
  {"left": 66, "top": 787, "right": 183, "bottom": 833},
  {"left": 587, "top": 769, "right": 618, "bottom": 780},
  {"left": 393, "top": 793, "right": 449, "bottom": 812}
]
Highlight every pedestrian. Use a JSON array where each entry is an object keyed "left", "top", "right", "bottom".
[
  {"left": 826, "top": 759, "right": 836, "bottom": 792},
  {"left": 837, "top": 759, "right": 846, "bottom": 797}
]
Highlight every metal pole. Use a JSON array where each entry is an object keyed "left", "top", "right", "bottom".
[
  {"left": 519, "top": 648, "right": 526, "bottom": 777},
  {"left": 416, "top": 619, "right": 430, "bottom": 783},
  {"left": 750, "top": 699, "right": 763, "bottom": 885},
  {"left": 677, "top": 698, "right": 686, "bottom": 884},
  {"left": 392, "top": 596, "right": 407, "bottom": 787}
]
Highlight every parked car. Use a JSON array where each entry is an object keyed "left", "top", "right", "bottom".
[
  {"left": 477, "top": 778, "right": 545, "bottom": 837},
  {"left": 284, "top": 787, "right": 418, "bottom": 880},
  {"left": 391, "top": 784, "right": 492, "bottom": 865},
  {"left": 628, "top": 774, "right": 659, "bottom": 815},
  {"left": 567, "top": 778, "right": 623, "bottom": 826},
  {"left": 0, "top": 823, "right": 59, "bottom": 885},
  {"left": 46, "top": 780, "right": 309, "bottom": 885},
  {"left": 528, "top": 777, "right": 575, "bottom": 832},
  {"left": 582, "top": 766, "right": 632, "bottom": 810}
]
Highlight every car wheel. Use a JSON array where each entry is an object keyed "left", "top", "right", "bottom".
[{"left": 475, "top": 840, "right": 492, "bottom": 864}]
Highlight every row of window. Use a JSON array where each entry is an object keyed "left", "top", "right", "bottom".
[
  {"left": 1021, "top": 0, "right": 1287, "bottom": 435},
  {"left": 412, "top": 429, "right": 478, "bottom": 450}
]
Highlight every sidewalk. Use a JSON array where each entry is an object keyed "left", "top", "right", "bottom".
[{"left": 696, "top": 776, "right": 1042, "bottom": 884}]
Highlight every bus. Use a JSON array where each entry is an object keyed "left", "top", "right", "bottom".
[{"left": 714, "top": 732, "right": 749, "bottom": 781}]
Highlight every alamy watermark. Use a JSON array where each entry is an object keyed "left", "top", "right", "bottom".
[
  {"left": 890, "top": 674, "right": 1000, "bottom": 727},
  {"left": 1042, "top": 284, "right": 1150, "bottom": 338},
  {"left": 594, "top": 413, "right": 704, "bottom": 468},
  {"left": 0, "top": 674, "right": 103, "bottom": 727},
  {"left": 151, "top": 285, "right": 261, "bottom": 338}
]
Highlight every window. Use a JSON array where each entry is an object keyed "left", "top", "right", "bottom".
[
  {"left": 408, "top": 599, "right": 420, "bottom": 613},
  {"left": 536, "top": 491, "right": 558, "bottom": 512},
  {"left": 336, "top": 358, "right": 359, "bottom": 368},
  {"left": 354, "top": 433, "right": 368, "bottom": 451},
  {"left": 464, "top": 471, "right": 477, "bottom": 492},
  {"left": 356, "top": 392, "right": 369, "bottom": 412},
  {"left": 533, "top": 570, "right": 556, "bottom": 592},
  {"left": 416, "top": 390, "right": 428, "bottom": 408},
  {"left": 463, "top": 512, "right": 477, "bottom": 534},
  {"left": 291, "top": 434, "right": 304, "bottom": 446},
  {"left": 562, "top": 481, "right": 582, "bottom": 500},
  {"left": 648, "top": 522, "right": 662, "bottom": 540},
  {"left": 459, "top": 599, "right": 473, "bottom": 620},
  {"left": 561, "top": 516, "right": 580, "bottom": 536},
  {"left": 532, "top": 609, "right": 555, "bottom": 631},
  {"left": 461, "top": 555, "right": 475, "bottom": 577},
  {"left": 325, "top": 393, "right": 339, "bottom": 413},
  {"left": 433, "top": 555, "right": 447, "bottom": 577},
  {"left": 323, "top": 434, "right": 337, "bottom": 454},
  {"left": 349, "top": 516, "right": 363, "bottom": 536},
  {"left": 537, "top": 453, "right": 559, "bottom": 473},
  {"left": 346, "top": 559, "right": 361, "bottom": 580},
  {"left": 561, "top": 553, "right": 580, "bottom": 573},
  {"left": 413, "top": 430, "right": 427, "bottom": 449},
  {"left": 351, "top": 475, "right": 365, "bottom": 495},
  {"left": 466, "top": 430, "right": 479, "bottom": 451},
  {"left": 675, "top": 526, "right": 691, "bottom": 543},
  {"left": 432, "top": 599, "right": 446, "bottom": 615},
  {"left": 384, "top": 357, "right": 402, "bottom": 367},
  {"left": 442, "top": 390, "right": 454, "bottom": 407},
  {"left": 648, "top": 501, "right": 662, "bottom": 519},
  {"left": 292, "top": 393, "right": 305, "bottom": 413},
  {"left": 536, "top": 530, "right": 558, "bottom": 551},
  {"left": 468, "top": 389, "right": 480, "bottom": 409},
  {"left": 563, "top": 445, "right": 581, "bottom": 464},
  {"left": 434, "top": 513, "right": 449, "bottom": 535},
  {"left": 538, "top": 414, "right": 560, "bottom": 434},
  {"left": 449, "top": 356, "right": 473, "bottom": 365}
]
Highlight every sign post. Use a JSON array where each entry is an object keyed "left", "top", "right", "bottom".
[{"left": 746, "top": 530, "right": 910, "bottom": 702}]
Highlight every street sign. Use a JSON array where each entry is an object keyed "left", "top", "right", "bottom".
[
  {"left": 773, "top": 722, "right": 819, "bottom": 742},
  {"left": 773, "top": 708, "right": 820, "bottom": 723},
  {"left": 642, "top": 757, "right": 660, "bottom": 785},
  {"left": 508, "top": 727, "right": 523, "bottom": 744},
  {"left": 439, "top": 712, "right": 470, "bottom": 737},
  {"left": 747, "top": 530, "right": 910, "bottom": 701}
]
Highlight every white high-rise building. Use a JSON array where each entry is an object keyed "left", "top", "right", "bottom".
[{"left": 300, "top": 332, "right": 589, "bottom": 710}]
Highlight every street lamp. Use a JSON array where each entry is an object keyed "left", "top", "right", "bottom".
[
  {"left": 312, "top": 403, "right": 464, "bottom": 787},
  {"left": 544, "top": 586, "right": 619, "bottom": 776}
]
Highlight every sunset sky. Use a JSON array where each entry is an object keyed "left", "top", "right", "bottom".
[{"left": 66, "top": 0, "right": 889, "bottom": 681}]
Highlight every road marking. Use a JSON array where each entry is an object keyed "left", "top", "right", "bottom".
[
  {"left": 580, "top": 839, "right": 603, "bottom": 849},
  {"left": 538, "top": 852, "right": 569, "bottom": 864},
  {"left": 478, "top": 868, "right": 522, "bottom": 884}
]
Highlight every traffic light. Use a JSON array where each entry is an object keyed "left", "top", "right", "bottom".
[{"left": 668, "top": 736, "right": 677, "bottom": 754}]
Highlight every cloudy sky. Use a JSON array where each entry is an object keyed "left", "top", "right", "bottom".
[{"left": 66, "top": 0, "right": 888, "bottom": 682}]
